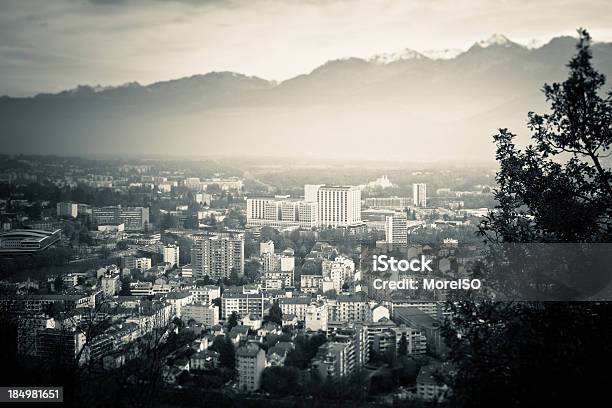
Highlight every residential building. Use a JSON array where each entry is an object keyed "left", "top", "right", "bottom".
[
  {"left": 317, "top": 186, "right": 361, "bottom": 228},
  {"left": 122, "top": 256, "right": 151, "bottom": 272},
  {"left": 182, "top": 304, "right": 219, "bottom": 326},
  {"left": 57, "top": 202, "right": 78, "bottom": 218},
  {"left": 332, "top": 292, "right": 370, "bottom": 322},
  {"left": 322, "top": 256, "right": 355, "bottom": 292},
  {"left": 163, "top": 244, "right": 180, "bottom": 267},
  {"left": 190, "top": 350, "right": 219, "bottom": 371},
  {"left": 36, "top": 328, "right": 87, "bottom": 366},
  {"left": 246, "top": 198, "right": 318, "bottom": 229},
  {"left": 416, "top": 364, "right": 449, "bottom": 401},
  {"left": 413, "top": 183, "right": 427, "bottom": 207},
  {"left": 300, "top": 274, "right": 323, "bottom": 293},
  {"left": 236, "top": 344, "right": 266, "bottom": 391},
  {"left": 189, "top": 286, "right": 221, "bottom": 305},
  {"left": 191, "top": 232, "right": 244, "bottom": 279},
  {"left": 101, "top": 273, "right": 120, "bottom": 296},
  {"left": 259, "top": 240, "right": 274, "bottom": 256},
  {"left": 222, "top": 292, "right": 269, "bottom": 319},
  {"left": 92, "top": 206, "right": 149, "bottom": 231},
  {"left": 165, "top": 291, "right": 193, "bottom": 318},
  {"left": 263, "top": 249, "right": 295, "bottom": 289},
  {"left": 364, "top": 197, "right": 412, "bottom": 208},
  {"left": 385, "top": 212, "right": 408, "bottom": 249},
  {"left": 305, "top": 300, "right": 328, "bottom": 331},
  {"left": 279, "top": 297, "right": 311, "bottom": 321},
  {"left": 312, "top": 341, "right": 351, "bottom": 378},
  {"left": 394, "top": 307, "right": 445, "bottom": 356}
]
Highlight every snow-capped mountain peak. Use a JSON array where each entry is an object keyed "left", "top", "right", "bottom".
[
  {"left": 420, "top": 48, "right": 463, "bottom": 60},
  {"left": 369, "top": 48, "right": 425, "bottom": 64},
  {"left": 477, "top": 33, "right": 513, "bottom": 48}
]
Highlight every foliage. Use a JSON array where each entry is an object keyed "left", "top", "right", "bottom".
[
  {"left": 480, "top": 29, "right": 612, "bottom": 244},
  {"left": 397, "top": 333, "right": 408, "bottom": 357},
  {"left": 210, "top": 335, "right": 236, "bottom": 370},
  {"left": 445, "top": 30, "right": 612, "bottom": 408},
  {"left": 227, "top": 312, "right": 238, "bottom": 330},
  {"left": 285, "top": 333, "right": 327, "bottom": 369},
  {"left": 264, "top": 302, "right": 283, "bottom": 325},
  {"left": 260, "top": 366, "right": 302, "bottom": 396}
]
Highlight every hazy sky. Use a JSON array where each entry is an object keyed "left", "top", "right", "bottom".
[{"left": 1, "top": 0, "right": 611, "bottom": 96}]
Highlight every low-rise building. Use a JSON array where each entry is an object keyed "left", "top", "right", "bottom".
[
  {"left": 416, "top": 364, "right": 449, "bottom": 401},
  {"left": 182, "top": 303, "right": 219, "bottom": 326},
  {"left": 279, "top": 297, "right": 312, "bottom": 321},
  {"left": 305, "top": 300, "right": 328, "bottom": 332},
  {"left": 190, "top": 350, "right": 219, "bottom": 371}
]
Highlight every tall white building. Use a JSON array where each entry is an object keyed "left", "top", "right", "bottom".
[
  {"left": 413, "top": 183, "right": 427, "bottom": 207},
  {"left": 191, "top": 233, "right": 244, "bottom": 279},
  {"left": 163, "top": 244, "right": 180, "bottom": 267},
  {"left": 317, "top": 186, "right": 361, "bottom": 228},
  {"left": 385, "top": 212, "right": 408, "bottom": 248}
]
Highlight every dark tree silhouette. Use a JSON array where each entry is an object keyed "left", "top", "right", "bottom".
[
  {"left": 480, "top": 29, "right": 611, "bottom": 244},
  {"left": 444, "top": 29, "right": 612, "bottom": 408},
  {"left": 264, "top": 302, "right": 283, "bottom": 325},
  {"left": 397, "top": 333, "right": 408, "bottom": 357},
  {"left": 227, "top": 312, "right": 238, "bottom": 330}
]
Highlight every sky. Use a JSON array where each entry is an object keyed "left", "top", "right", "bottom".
[{"left": 1, "top": 0, "right": 612, "bottom": 96}]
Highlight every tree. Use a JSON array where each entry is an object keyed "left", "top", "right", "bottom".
[
  {"left": 159, "top": 213, "right": 178, "bottom": 230},
  {"left": 444, "top": 30, "right": 612, "bottom": 408},
  {"left": 53, "top": 276, "right": 64, "bottom": 292},
  {"left": 119, "top": 278, "right": 132, "bottom": 296},
  {"left": 260, "top": 366, "right": 301, "bottom": 396},
  {"left": 397, "top": 333, "right": 408, "bottom": 357},
  {"left": 480, "top": 29, "right": 611, "bottom": 245},
  {"left": 227, "top": 312, "right": 238, "bottom": 330},
  {"left": 218, "top": 337, "right": 235, "bottom": 370},
  {"left": 264, "top": 302, "right": 283, "bottom": 325},
  {"left": 183, "top": 216, "right": 199, "bottom": 230},
  {"left": 244, "top": 259, "right": 261, "bottom": 282}
]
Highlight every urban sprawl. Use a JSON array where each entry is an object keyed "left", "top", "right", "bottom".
[{"left": 0, "top": 157, "right": 497, "bottom": 404}]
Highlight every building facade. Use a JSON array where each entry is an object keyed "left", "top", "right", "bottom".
[
  {"left": 191, "top": 233, "right": 244, "bottom": 279},
  {"left": 316, "top": 186, "right": 361, "bottom": 228},
  {"left": 236, "top": 344, "right": 266, "bottom": 391},
  {"left": 413, "top": 183, "right": 427, "bottom": 208},
  {"left": 246, "top": 197, "right": 318, "bottom": 229},
  {"left": 385, "top": 212, "right": 408, "bottom": 248},
  {"left": 92, "top": 206, "right": 150, "bottom": 231}
]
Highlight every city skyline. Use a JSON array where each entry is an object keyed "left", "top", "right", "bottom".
[{"left": 0, "top": 2, "right": 610, "bottom": 405}]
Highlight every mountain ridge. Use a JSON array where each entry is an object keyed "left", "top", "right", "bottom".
[{"left": 2, "top": 34, "right": 612, "bottom": 161}]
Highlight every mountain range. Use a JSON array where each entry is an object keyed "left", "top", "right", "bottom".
[{"left": 2, "top": 34, "right": 612, "bottom": 162}]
